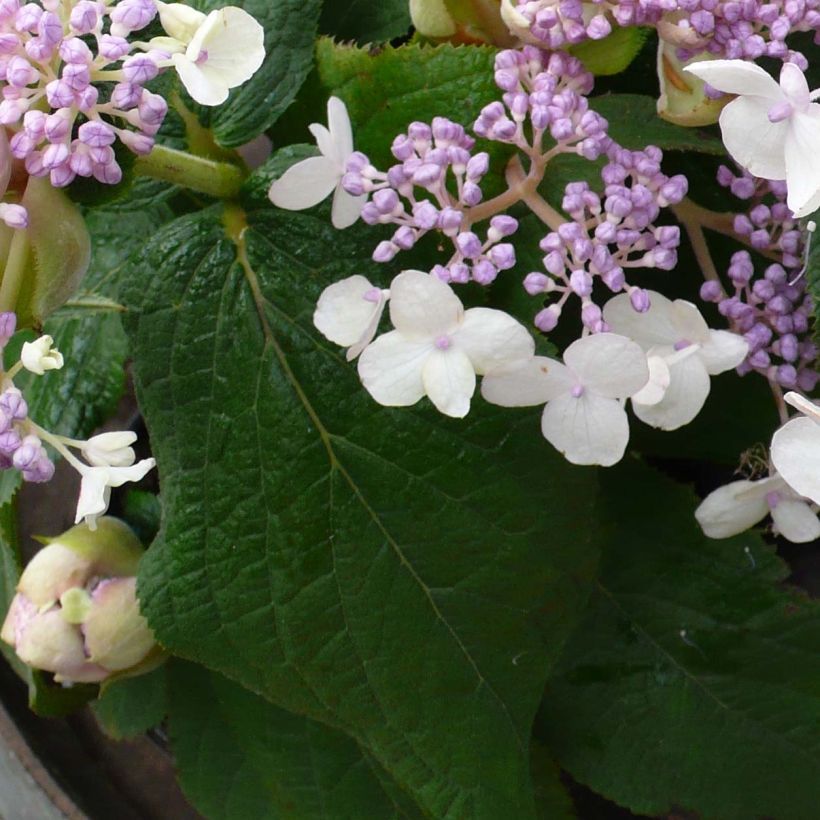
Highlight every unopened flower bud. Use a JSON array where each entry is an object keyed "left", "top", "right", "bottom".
[{"left": 21, "top": 333, "right": 63, "bottom": 374}]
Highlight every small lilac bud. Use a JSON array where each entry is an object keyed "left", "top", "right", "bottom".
[
  {"left": 437, "top": 208, "right": 463, "bottom": 236},
  {"left": 123, "top": 54, "right": 158, "bottom": 85},
  {"left": 456, "top": 231, "right": 482, "bottom": 259},
  {"left": 700, "top": 281, "right": 723, "bottom": 302},
  {"left": 0, "top": 312, "right": 16, "bottom": 346},
  {"left": 524, "top": 272, "right": 551, "bottom": 295},
  {"left": 630, "top": 288, "right": 651, "bottom": 312},
  {"left": 472, "top": 260, "right": 498, "bottom": 285},
  {"left": 0, "top": 203, "right": 27, "bottom": 229},
  {"left": 372, "top": 241, "right": 398, "bottom": 263},
  {"left": 488, "top": 243, "right": 515, "bottom": 270},
  {"left": 488, "top": 215, "right": 518, "bottom": 242},
  {"left": 534, "top": 305, "right": 561, "bottom": 332},
  {"left": 449, "top": 263, "right": 470, "bottom": 284},
  {"left": 466, "top": 152, "right": 489, "bottom": 181}
]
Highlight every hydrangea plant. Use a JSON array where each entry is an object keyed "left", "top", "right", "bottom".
[{"left": 0, "top": 0, "right": 820, "bottom": 817}]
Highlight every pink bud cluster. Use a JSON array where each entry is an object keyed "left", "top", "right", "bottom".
[
  {"left": 526, "top": 144, "right": 687, "bottom": 333},
  {"left": 700, "top": 166, "right": 817, "bottom": 391},
  {"left": 0, "top": 0, "right": 167, "bottom": 187}
]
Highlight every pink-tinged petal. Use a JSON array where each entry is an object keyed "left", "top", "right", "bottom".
[
  {"left": 540, "top": 392, "right": 630, "bottom": 467},
  {"left": 779, "top": 62, "right": 809, "bottom": 109},
  {"left": 784, "top": 107, "right": 820, "bottom": 217},
  {"left": 313, "top": 275, "right": 380, "bottom": 347},
  {"left": 422, "top": 348, "right": 476, "bottom": 418},
  {"left": 481, "top": 357, "right": 571, "bottom": 407},
  {"left": 718, "top": 95, "right": 788, "bottom": 180},
  {"left": 771, "top": 416, "right": 820, "bottom": 504},
  {"left": 268, "top": 155, "right": 339, "bottom": 211},
  {"left": 388, "top": 270, "right": 463, "bottom": 340},
  {"left": 770, "top": 499, "right": 820, "bottom": 543},
  {"left": 563, "top": 333, "right": 649, "bottom": 399},
  {"left": 632, "top": 352, "right": 710, "bottom": 430},
  {"left": 331, "top": 185, "right": 365, "bottom": 230},
  {"left": 694, "top": 479, "right": 770, "bottom": 538},
  {"left": 699, "top": 329, "right": 748, "bottom": 375},
  {"left": 455, "top": 308, "right": 534, "bottom": 375},
  {"left": 327, "top": 96, "right": 354, "bottom": 161},
  {"left": 357, "top": 330, "right": 429, "bottom": 407},
  {"left": 684, "top": 59, "right": 782, "bottom": 99}
]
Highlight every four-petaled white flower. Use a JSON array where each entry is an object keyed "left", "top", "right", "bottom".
[
  {"left": 76, "top": 459, "right": 156, "bottom": 530},
  {"left": 157, "top": 4, "right": 266, "bottom": 107},
  {"left": 21, "top": 335, "right": 64, "bottom": 375},
  {"left": 358, "top": 270, "right": 534, "bottom": 418},
  {"left": 481, "top": 333, "right": 649, "bottom": 466},
  {"left": 313, "top": 275, "right": 389, "bottom": 361},
  {"left": 603, "top": 291, "right": 748, "bottom": 431},
  {"left": 685, "top": 60, "right": 820, "bottom": 217},
  {"left": 268, "top": 97, "right": 365, "bottom": 229},
  {"left": 695, "top": 473, "right": 820, "bottom": 543},
  {"left": 771, "top": 391, "right": 820, "bottom": 505}
]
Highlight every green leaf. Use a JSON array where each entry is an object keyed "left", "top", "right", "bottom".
[
  {"left": 169, "top": 661, "right": 424, "bottom": 819},
  {"left": 539, "top": 459, "right": 820, "bottom": 820},
  {"left": 319, "top": 0, "right": 411, "bottom": 44},
  {"left": 570, "top": 27, "right": 649, "bottom": 76},
  {"left": 93, "top": 666, "right": 167, "bottom": 740},
  {"left": 314, "top": 39, "right": 500, "bottom": 167},
  {"left": 189, "top": 0, "right": 322, "bottom": 147},
  {"left": 122, "top": 202, "right": 600, "bottom": 818},
  {"left": 591, "top": 94, "right": 725, "bottom": 154},
  {"left": 531, "top": 744, "right": 575, "bottom": 820}
]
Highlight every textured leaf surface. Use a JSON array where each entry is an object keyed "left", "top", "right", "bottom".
[
  {"left": 539, "top": 460, "right": 820, "bottom": 820},
  {"left": 190, "top": 0, "right": 322, "bottom": 147},
  {"left": 169, "top": 661, "right": 424, "bottom": 819},
  {"left": 319, "top": 0, "right": 411, "bottom": 44},
  {"left": 93, "top": 666, "right": 168, "bottom": 740},
  {"left": 122, "top": 202, "right": 600, "bottom": 818}
]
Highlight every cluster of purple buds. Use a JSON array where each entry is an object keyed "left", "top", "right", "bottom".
[
  {"left": 525, "top": 144, "right": 687, "bottom": 332},
  {"left": 0, "top": 0, "right": 167, "bottom": 187},
  {"left": 476, "top": 47, "right": 609, "bottom": 161},
  {"left": 343, "top": 117, "right": 492, "bottom": 265},
  {"left": 663, "top": 0, "right": 820, "bottom": 67},
  {"left": 505, "top": 0, "right": 669, "bottom": 48},
  {"left": 699, "top": 166, "right": 816, "bottom": 390},
  {"left": 431, "top": 216, "right": 519, "bottom": 285}
]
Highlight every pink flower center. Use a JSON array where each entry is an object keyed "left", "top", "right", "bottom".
[{"left": 434, "top": 334, "right": 451, "bottom": 350}]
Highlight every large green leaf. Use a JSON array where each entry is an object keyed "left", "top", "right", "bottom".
[
  {"left": 319, "top": 0, "right": 411, "bottom": 44},
  {"left": 169, "top": 661, "right": 424, "bottom": 819},
  {"left": 122, "top": 201, "right": 600, "bottom": 818},
  {"left": 539, "top": 460, "right": 820, "bottom": 820},
  {"left": 189, "top": 0, "right": 322, "bottom": 147}
]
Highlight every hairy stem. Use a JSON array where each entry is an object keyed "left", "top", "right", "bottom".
[{"left": 134, "top": 144, "right": 245, "bottom": 199}]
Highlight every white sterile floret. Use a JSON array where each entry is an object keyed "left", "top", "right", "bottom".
[
  {"left": 75, "top": 460, "right": 156, "bottom": 530},
  {"left": 684, "top": 60, "right": 820, "bottom": 217},
  {"left": 170, "top": 7, "right": 265, "bottom": 107},
  {"left": 268, "top": 97, "right": 365, "bottom": 229},
  {"left": 156, "top": 2, "right": 207, "bottom": 43},
  {"left": 21, "top": 335, "right": 64, "bottom": 375},
  {"left": 357, "top": 270, "right": 534, "bottom": 419},
  {"left": 695, "top": 474, "right": 820, "bottom": 543},
  {"left": 313, "top": 275, "right": 388, "bottom": 361},
  {"left": 771, "top": 392, "right": 820, "bottom": 505},
  {"left": 481, "top": 333, "right": 649, "bottom": 467},
  {"left": 603, "top": 291, "right": 748, "bottom": 431},
  {"left": 81, "top": 432, "right": 138, "bottom": 468}
]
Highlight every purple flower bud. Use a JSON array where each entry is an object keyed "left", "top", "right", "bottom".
[
  {"left": 111, "top": 82, "right": 142, "bottom": 109},
  {"left": 472, "top": 260, "right": 498, "bottom": 285},
  {"left": 569, "top": 269, "right": 593, "bottom": 297},
  {"left": 462, "top": 182, "right": 482, "bottom": 207},
  {"left": 6, "top": 56, "right": 37, "bottom": 87},
  {"left": 45, "top": 79, "right": 74, "bottom": 108},
  {"left": 99, "top": 34, "right": 130, "bottom": 61},
  {"left": 110, "top": 0, "right": 156, "bottom": 33},
  {"left": 524, "top": 272, "right": 551, "bottom": 295},
  {"left": 630, "top": 288, "right": 651, "bottom": 312},
  {"left": 437, "top": 207, "right": 463, "bottom": 236},
  {"left": 700, "top": 281, "right": 723, "bottom": 302},
  {"left": 489, "top": 243, "right": 516, "bottom": 270},
  {"left": 70, "top": 1, "right": 98, "bottom": 33},
  {"left": 59, "top": 36, "right": 92, "bottom": 65},
  {"left": 488, "top": 215, "right": 518, "bottom": 242},
  {"left": 92, "top": 159, "right": 122, "bottom": 185},
  {"left": 372, "top": 241, "right": 398, "bottom": 263},
  {"left": 535, "top": 305, "right": 561, "bottom": 332},
  {"left": 392, "top": 226, "right": 415, "bottom": 251},
  {"left": 0, "top": 203, "right": 27, "bottom": 229},
  {"left": 456, "top": 232, "right": 483, "bottom": 259},
  {"left": 12, "top": 434, "right": 40, "bottom": 470},
  {"left": 449, "top": 263, "right": 470, "bottom": 284}
]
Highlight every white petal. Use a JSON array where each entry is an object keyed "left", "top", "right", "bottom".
[
  {"left": 75, "top": 468, "right": 112, "bottom": 527},
  {"left": 779, "top": 62, "right": 810, "bottom": 109},
  {"left": 422, "top": 348, "right": 476, "bottom": 418},
  {"left": 454, "top": 308, "right": 534, "bottom": 375},
  {"left": 694, "top": 480, "right": 770, "bottom": 538},
  {"left": 602, "top": 291, "right": 681, "bottom": 348},
  {"left": 784, "top": 107, "right": 820, "bottom": 217},
  {"left": 313, "top": 275, "right": 380, "bottom": 347},
  {"left": 172, "top": 53, "right": 229, "bottom": 106},
  {"left": 699, "top": 329, "right": 748, "bottom": 375},
  {"left": 784, "top": 391, "right": 820, "bottom": 422},
  {"left": 388, "top": 270, "right": 462, "bottom": 340},
  {"left": 327, "top": 96, "right": 354, "bottom": 162},
  {"left": 106, "top": 459, "right": 156, "bottom": 488},
  {"left": 357, "top": 331, "right": 429, "bottom": 407},
  {"left": 82, "top": 431, "right": 138, "bottom": 468},
  {"left": 631, "top": 352, "right": 671, "bottom": 406},
  {"left": 632, "top": 352, "right": 711, "bottom": 430},
  {"left": 187, "top": 8, "right": 265, "bottom": 89},
  {"left": 771, "top": 416, "right": 820, "bottom": 504},
  {"left": 480, "top": 357, "right": 572, "bottom": 407},
  {"left": 771, "top": 499, "right": 820, "bottom": 543},
  {"left": 308, "top": 123, "right": 336, "bottom": 164},
  {"left": 718, "top": 95, "right": 789, "bottom": 180},
  {"left": 156, "top": 2, "right": 207, "bottom": 42},
  {"left": 268, "top": 156, "right": 339, "bottom": 211},
  {"left": 670, "top": 299, "right": 711, "bottom": 344},
  {"left": 563, "top": 333, "right": 649, "bottom": 398},
  {"left": 684, "top": 59, "right": 783, "bottom": 98},
  {"left": 331, "top": 185, "right": 365, "bottom": 230},
  {"left": 541, "top": 392, "right": 630, "bottom": 467}
]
